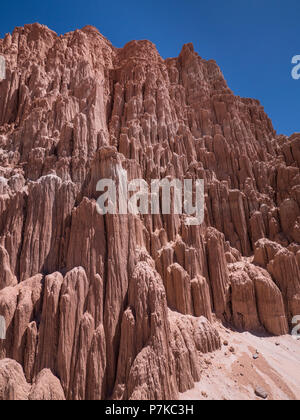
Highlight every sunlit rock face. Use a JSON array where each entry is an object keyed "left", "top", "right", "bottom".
[{"left": 0, "top": 23, "right": 299, "bottom": 400}]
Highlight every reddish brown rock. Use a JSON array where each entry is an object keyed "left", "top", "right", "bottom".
[
  {"left": 114, "top": 259, "right": 178, "bottom": 400},
  {"left": 0, "top": 23, "right": 299, "bottom": 400},
  {"left": 229, "top": 264, "right": 260, "bottom": 332},
  {"left": 29, "top": 369, "right": 66, "bottom": 400},
  {"left": 165, "top": 263, "right": 193, "bottom": 315},
  {"left": 86, "top": 324, "right": 107, "bottom": 400},
  {"left": 0, "top": 359, "right": 30, "bottom": 400},
  {"left": 246, "top": 264, "right": 289, "bottom": 336},
  {"left": 169, "top": 312, "right": 220, "bottom": 393},
  {"left": 206, "top": 228, "right": 231, "bottom": 320},
  {"left": 254, "top": 239, "right": 300, "bottom": 321},
  {"left": 0, "top": 245, "right": 16, "bottom": 289},
  {"left": 0, "top": 359, "right": 65, "bottom": 400},
  {"left": 191, "top": 275, "right": 213, "bottom": 322},
  {"left": 35, "top": 272, "right": 64, "bottom": 374}
]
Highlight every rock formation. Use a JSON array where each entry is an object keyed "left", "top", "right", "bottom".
[{"left": 0, "top": 23, "right": 299, "bottom": 400}]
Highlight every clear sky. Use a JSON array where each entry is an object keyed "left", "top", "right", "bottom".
[{"left": 0, "top": 0, "right": 299, "bottom": 135}]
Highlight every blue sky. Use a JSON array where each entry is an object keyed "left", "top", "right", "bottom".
[{"left": 0, "top": 0, "right": 299, "bottom": 135}]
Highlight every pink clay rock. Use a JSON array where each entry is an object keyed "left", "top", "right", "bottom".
[{"left": 0, "top": 23, "right": 299, "bottom": 400}]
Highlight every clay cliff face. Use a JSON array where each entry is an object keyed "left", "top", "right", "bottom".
[{"left": 0, "top": 23, "right": 299, "bottom": 400}]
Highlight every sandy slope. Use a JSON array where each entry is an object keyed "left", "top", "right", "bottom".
[{"left": 181, "top": 325, "right": 300, "bottom": 401}]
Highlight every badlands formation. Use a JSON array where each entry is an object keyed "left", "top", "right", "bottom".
[{"left": 0, "top": 23, "right": 299, "bottom": 400}]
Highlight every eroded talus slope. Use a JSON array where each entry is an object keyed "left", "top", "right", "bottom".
[{"left": 0, "top": 23, "right": 299, "bottom": 400}]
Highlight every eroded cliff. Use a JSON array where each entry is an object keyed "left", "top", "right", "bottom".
[{"left": 0, "top": 23, "right": 299, "bottom": 400}]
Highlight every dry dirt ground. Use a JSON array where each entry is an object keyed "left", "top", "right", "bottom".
[{"left": 181, "top": 325, "right": 300, "bottom": 401}]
